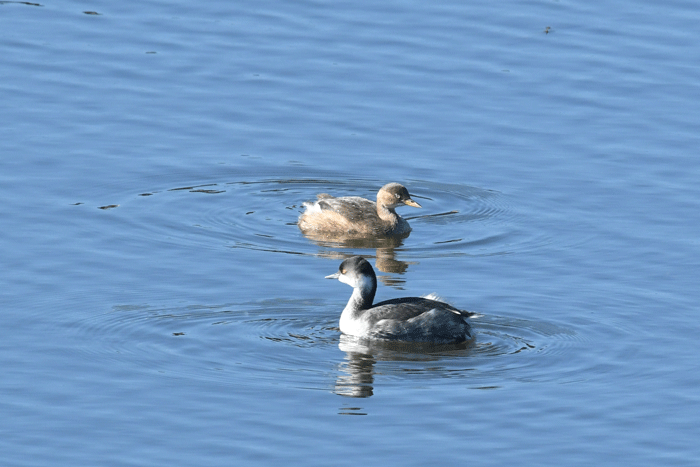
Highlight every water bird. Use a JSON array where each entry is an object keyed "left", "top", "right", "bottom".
[
  {"left": 326, "top": 256, "right": 473, "bottom": 342},
  {"left": 298, "top": 183, "right": 421, "bottom": 236}
]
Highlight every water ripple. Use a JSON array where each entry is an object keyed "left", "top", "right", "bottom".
[
  {"left": 69, "top": 169, "right": 566, "bottom": 393},
  {"left": 70, "top": 300, "right": 579, "bottom": 393},
  {"left": 88, "top": 173, "right": 550, "bottom": 266}
]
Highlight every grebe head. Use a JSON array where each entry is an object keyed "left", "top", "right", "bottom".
[
  {"left": 325, "top": 256, "right": 377, "bottom": 306},
  {"left": 377, "top": 183, "right": 422, "bottom": 210}
]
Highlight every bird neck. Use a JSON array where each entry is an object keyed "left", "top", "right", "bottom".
[{"left": 376, "top": 203, "right": 400, "bottom": 226}]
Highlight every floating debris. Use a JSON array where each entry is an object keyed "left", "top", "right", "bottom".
[
  {"left": 0, "top": 1, "right": 43, "bottom": 6},
  {"left": 190, "top": 189, "right": 225, "bottom": 194},
  {"left": 168, "top": 183, "right": 219, "bottom": 192}
]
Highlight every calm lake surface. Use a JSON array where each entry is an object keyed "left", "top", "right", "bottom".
[{"left": 2, "top": 0, "right": 699, "bottom": 465}]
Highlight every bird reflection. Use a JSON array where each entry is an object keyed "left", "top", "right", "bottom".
[
  {"left": 334, "top": 348, "right": 376, "bottom": 398},
  {"left": 334, "top": 334, "right": 475, "bottom": 398},
  {"left": 299, "top": 230, "right": 415, "bottom": 276}
]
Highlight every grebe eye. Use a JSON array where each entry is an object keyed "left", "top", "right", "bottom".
[
  {"left": 395, "top": 193, "right": 400, "bottom": 198},
  {"left": 341, "top": 269, "right": 346, "bottom": 274}
]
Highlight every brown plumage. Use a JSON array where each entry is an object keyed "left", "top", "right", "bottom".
[{"left": 298, "top": 183, "right": 421, "bottom": 236}]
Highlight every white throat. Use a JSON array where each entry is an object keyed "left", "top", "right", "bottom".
[{"left": 338, "top": 274, "right": 375, "bottom": 337}]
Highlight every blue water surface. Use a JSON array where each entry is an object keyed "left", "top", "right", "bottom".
[{"left": 2, "top": 0, "right": 699, "bottom": 465}]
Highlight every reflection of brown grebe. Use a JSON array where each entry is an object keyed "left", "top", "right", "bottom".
[
  {"left": 326, "top": 257, "right": 473, "bottom": 342},
  {"left": 298, "top": 183, "right": 421, "bottom": 236}
]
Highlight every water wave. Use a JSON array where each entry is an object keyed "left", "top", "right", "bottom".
[
  {"left": 85, "top": 173, "right": 550, "bottom": 270},
  {"left": 70, "top": 299, "right": 579, "bottom": 394}
]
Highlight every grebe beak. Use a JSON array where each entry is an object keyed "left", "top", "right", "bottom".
[{"left": 403, "top": 199, "right": 422, "bottom": 208}]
